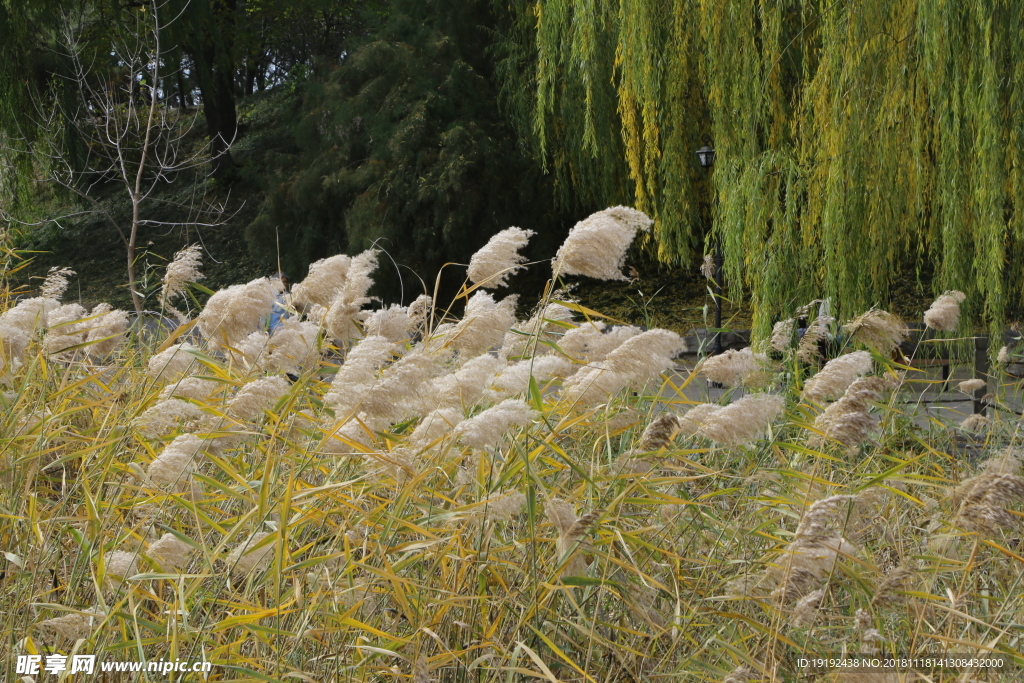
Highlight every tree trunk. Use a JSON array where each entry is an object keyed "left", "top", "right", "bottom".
[{"left": 197, "top": 63, "right": 237, "bottom": 179}]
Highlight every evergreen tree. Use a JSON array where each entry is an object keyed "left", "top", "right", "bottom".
[{"left": 245, "top": 0, "right": 567, "bottom": 301}]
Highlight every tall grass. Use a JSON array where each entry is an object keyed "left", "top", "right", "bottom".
[{"left": 1, "top": 210, "right": 1022, "bottom": 683}]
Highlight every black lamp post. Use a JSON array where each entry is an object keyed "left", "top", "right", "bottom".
[{"left": 696, "top": 135, "right": 723, "bottom": 354}]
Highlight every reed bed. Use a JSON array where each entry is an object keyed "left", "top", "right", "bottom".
[{"left": 1, "top": 209, "right": 1022, "bottom": 682}]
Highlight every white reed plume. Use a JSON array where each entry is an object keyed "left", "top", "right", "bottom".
[
  {"left": 160, "top": 244, "right": 203, "bottom": 311},
  {"left": 134, "top": 399, "right": 205, "bottom": 439},
  {"left": 488, "top": 356, "right": 571, "bottom": 401},
  {"left": 159, "top": 376, "right": 218, "bottom": 402},
  {"left": 770, "top": 318, "right": 796, "bottom": 352},
  {"left": 36, "top": 607, "right": 104, "bottom": 640},
  {"left": 997, "top": 345, "right": 1011, "bottom": 364},
  {"left": 442, "top": 291, "right": 517, "bottom": 359},
  {"left": 325, "top": 413, "right": 392, "bottom": 455},
  {"left": 468, "top": 226, "right": 535, "bottom": 288},
  {"left": 146, "top": 533, "right": 193, "bottom": 572},
  {"left": 770, "top": 495, "right": 860, "bottom": 598},
  {"left": 636, "top": 413, "right": 681, "bottom": 451},
  {"left": 42, "top": 303, "right": 89, "bottom": 357},
  {"left": 561, "top": 329, "right": 682, "bottom": 405},
  {"left": 406, "top": 294, "right": 433, "bottom": 334},
  {"left": 197, "top": 277, "right": 282, "bottom": 346},
  {"left": 801, "top": 351, "right": 873, "bottom": 403},
  {"left": 924, "top": 290, "right": 966, "bottom": 332},
  {"left": 797, "top": 314, "right": 832, "bottom": 363},
  {"left": 235, "top": 318, "right": 319, "bottom": 375},
  {"left": 809, "top": 376, "right": 891, "bottom": 449},
  {"left": 84, "top": 304, "right": 129, "bottom": 359},
  {"left": 103, "top": 550, "right": 139, "bottom": 589},
  {"left": 39, "top": 266, "right": 75, "bottom": 300},
  {"left": 959, "top": 414, "right": 990, "bottom": 433},
  {"left": 363, "top": 304, "right": 413, "bottom": 342},
  {"left": 500, "top": 301, "right": 575, "bottom": 360},
  {"left": 147, "top": 434, "right": 205, "bottom": 488},
  {"left": 677, "top": 403, "right": 723, "bottom": 436},
  {"left": 791, "top": 588, "right": 825, "bottom": 628},
  {"left": 291, "top": 253, "right": 351, "bottom": 310},
  {"left": 454, "top": 399, "right": 536, "bottom": 450},
  {"left": 147, "top": 342, "right": 200, "bottom": 382},
  {"left": 227, "top": 376, "right": 292, "bottom": 421},
  {"left": 957, "top": 378, "right": 986, "bottom": 394},
  {"left": 697, "top": 394, "right": 785, "bottom": 446},
  {"left": 843, "top": 308, "right": 908, "bottom": 352},
  {"left": 479, "top": 492, "right": 527, "bottom": 522},
  {"left": 323, "top": 336, "right": 397, "bottom": 417},
  {"left": 225, "top": 531, "right": 276, "bottom": 578},
  {"left": 699, "top": 348, "right": 767, "bottom": 387},
  {"left": 358, "top": 348, "right": 446, "bottom": 420},
  {"left": 324, "top": 249, "right": 379, "bottom": 343},
  {"left": 0, "top": 297, "right": 58, "bottom": 370},
  {"left": 558, "top": 322, "right": 641, "bottom": 364},
  {"left": 552, "top": 206, "right": 652, "bottom": 280},
  {"left": 430, "top": 353, "right": 505, "bottom": 409},
  {"left": 408, "top": 408, "right": 462, "bottom": 449}
]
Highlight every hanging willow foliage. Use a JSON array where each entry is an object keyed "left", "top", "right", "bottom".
[{"left": 510, "top": 0, "right": 1024, "bottom": 339}]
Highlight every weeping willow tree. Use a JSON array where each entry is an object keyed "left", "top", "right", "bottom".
[{"left": 507, "top": 0, "right": 1024, "bottom": 339}]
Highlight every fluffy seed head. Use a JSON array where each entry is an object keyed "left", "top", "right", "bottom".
[
  {"left": 148, "top": 343, "right": 200, "bottom": 382},
  {"left": 678, "top": 403, "right": 723, "bottom": 436},
  {"left": 324, "top": 250, "right": 379, "bottom": 343},
  {"left": 488, "top": 356, "right": 570, "bottom": 401},
  {"left": 85, "top": 304, "right": 129, "bottom": 359},
  {"left": 801, "top": 351, "right": 873, "bottom": 403},
  {"left": 454, "top": 399, "right": 536, "bottom": 450},
  {"left": 134, "top": 398, "right": 205, "bottom": 439},
  {"left": 225, "top": 531, "right": 275, "bottom": 578},
  {"left": 699, "top": 348, "right": 767, "bottom": 387},
  {"left": 228, "top": 376, "right": 292, "bottom": 421},
  {"left": 323, "top": 336, "right": 397, "bottom": 417},
  {"left": 809, "top": 376, "right": 891, "bottom": 449},
  {"left": 843, "top": 308, "right": 908, "bottom": 352},
  {"left": 43, "top": 303, "right": 89, "bottom": 357},
  {"left": 797, "top": 315, "right": 832, "bottom": 363},
  {"left": 147, "top": 434, "right": 205, "bottom": 487},
  {"left": 468, "top": 227, "right": 535, "bottom": 288},
  {"left": 637, "top": 414, "right": 681, "bottom": 451},
  {"left": 291, "top": 254, "right": 352, "bottom": 310},
  {"left": 697, "top": 394, "right": 785, "bottom": 446},
  {"left": 40, "top": 266, "right": 75, "bottom": 300},
  {"left": 957, "top": 378, "right": 986, "bottom": 394},
  {"left": 147, "top": 533, "right": 193, "bottom": 572},
  {"left": 430, "top": 352, "right": 505, "bottom": 409},
  {"left": 443, "top": 292, "right": 517, "bottom": 358},
  {"left": 959, "top": 414, "right": 990, "bottom": 432},
  {"left": 363, "top": 305, "right": 413, "bottom": 342},
  {"left": 770, "top": 318, "right": 796, "bottom": 352},
  {"left": 997, "top": 345, "right": 1010, "bottom": 364},
  {"left": 161, "top": 244, "right": 203, "bottom": 309},
  {"left": 552, "top": 206, "right": 652, "bottom": 280},
  {"left": 104, "top": 550, "right": 139, "bottom": 588},
  {"left": 36, "top": 608, "right": 103, "bottom": 641},
  {"left": 198, "top": 277, "right": 282, "bottom": 346},
  {"left": 924, "top": 290, "right": 966, "bottom": 332}
]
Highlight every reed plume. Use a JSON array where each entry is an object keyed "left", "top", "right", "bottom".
[
  {"left": 923, "top": 290, "right": 966, "bottom": 331},
  {"left": 843, "top": 308, "right": 908, "bottom": 352},
  {"left": 697, "top": 394, "right": 785, "bottom": 446},
  {"left": 802, "top": 351, "right": 873, "bottom": 403},
  {"left": 551, "top": 206, "right": 652, "bottom": 280},
  {"left": 468, "top": 226, "right": 535, "bottom": 288}
]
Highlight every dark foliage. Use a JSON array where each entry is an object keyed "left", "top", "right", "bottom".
[{"left": 243, "top": 0, "right": 569, "bottom": 303}]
